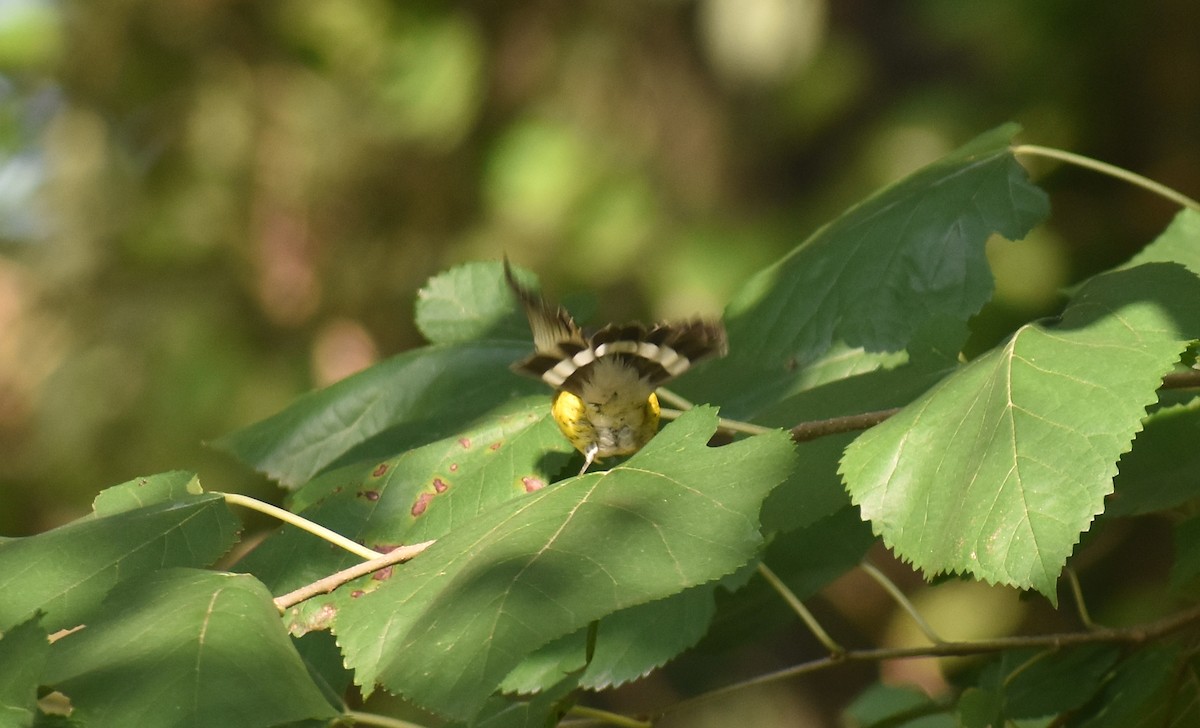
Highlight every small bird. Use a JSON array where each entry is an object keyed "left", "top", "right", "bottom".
[{"left": 504, "top": 259, "right": 727, "bottom": 473}]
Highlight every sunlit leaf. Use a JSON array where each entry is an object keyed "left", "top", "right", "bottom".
[
  {"left": 43, "top": 569, "right": 337, "bottom": 728},
  {"left": 753, "top": 320, "right": 965, "bottom": 533},
  {"left": 91, "top": 471, "right": 203, "bottom": 517},
  {"left": 1124, "top": 208, "right": 1200, "bottom": 275},
  {"left": 333, "top": 408, "right": 797, "bottom": 721},
  {"left": 841, "top": 264, "right": 1200, "bottom": 600}
]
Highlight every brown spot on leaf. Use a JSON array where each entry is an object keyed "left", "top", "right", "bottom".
[
  {"left": 372, "top": 566, "right": 394, "bottom": 581},
  {"left": 489, "top": 441, "right": 502, "bottom": 451},
  {"left": 411, "top": 492, "right": 435, "bottom": 517},
  {"left": 522, "top": 476, "right": 546, "bottom": 492},
  {"left": 449, "top": 463, "right": 459, "bottom": 472},
  {"left": 358, "top": 489, "right": 381, "bottom": 501},
  {"left": 372, "top": 463, "right": 389, "bottom": 477},
  {"left": 459, "top": 437, "right": 471, "bottom": 449},
  {"left": 297, "top": 603, "right": 338, "bottom": 634},
  {"left": 350, "top": 590, "right": 364, "bottom": 599},
  {"left": 432, "top": 477, "right": 449, "bottom": 493}
]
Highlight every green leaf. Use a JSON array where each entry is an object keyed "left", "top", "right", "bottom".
[
  {"left": 1091, "top": 207, "right": 1200, "bottom": 518},
  {"left": 841, "top": 263, "right": 1200, "bottom": 600},
  {"left": 1001, "top": 645, "right": 1121, "bottom": 718},
  {"left": 845, "top": 683, "right": 955, "bottom": 727},
  {"left": 236, "top": 397, "right": 571, "bottom": 635},
  {"left": 293, "top": 631, "right": 352, "bottom": 713},
  {"left": 1107, "top": 400, "right": 1200, "bottom": 517},
  {"left": 1123, "top": 207, "right": 1200, "bottom": 276},
  {"left": 466, "top": 677, "right": 580, "bottom": 728},
  {"left": 702, "top": 507, "right": 874, "bottom": 651},
  {"left": 754, "top": 321, "right": 964, "bottom": 533},
  {"left": 0, "top": 490, "right": 239, "bottom": 631},
  {"left": 681, "top": 124, "right": 1049, "bottom": 415},
  {"left": 955, "top": 686, "right": 1003, "bottom": 728},
  {"left": 213, "top": 341, "right": 543, "bottom": 487},
  {"left": 0, "top": 615, "right": 48, "bottom": 728},
  {"left": 91, "top": 471, "right": 203, "bottom": 516},
  {"left": 580, "top": 586, "right": 715, "bottom": 690},
  {"left": 500, "top": 586, "right": 716, "bottom": 695},
  {"left": 498, "top": 630, "right": 588, "bottom": 698},
  {"left": 333, "top": 407, "right": 797, "bottom": 721},
  {"left": 43, "top": 569, "right": 337, "bottom": 728},
  {"left": 1169, "top": 515, "right": 1200, "bottom": 592},
  {"left": 415, "top": 260, "right": 533, "bottom": 345},
  {"left": 1069, "top": 646, "right": 1192, "bottom": 728},
  {"left": 763, "top": 506, "right": 877, "bottom": 598}
]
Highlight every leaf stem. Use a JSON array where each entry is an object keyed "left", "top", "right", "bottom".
[
  {"left": 273, "top": 540, "right": 436, "bottom": 611},
  {"left": 860, "top": 560, "right": 946, "bottom": 645},
  {"left": 341, "top": 709, "right": 428, "bottom": 728},
  {"left": 660, "top": 408, "right": 775, "bottom": 437},
  {"left": 566, "top": 705, "right": 653, "bottom": 728},
  {"left": 221, "top": 492, "right": 384, "bottom": 561},
  {"left": 1064, "top": 568, "right": 1099, "bottom": 630},
  {"left": 655, "top": 387, "right": 694, "bottom": 411},
  {"left": 757, "top": 562, "right": 844, "bottom": 655},
  {"left": 661, "top": 600, "right": 1200, "bottom": 718},
  {"left": 1011, "top": 144, "right": 1200, "bottom": 211}
]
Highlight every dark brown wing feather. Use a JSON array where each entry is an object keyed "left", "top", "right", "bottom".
[
  {"left": 504, "top": 258, "right": 588, "bottom": 383},
  {"left": 504, "top": 257, "right": 727, "bottom": 393}
]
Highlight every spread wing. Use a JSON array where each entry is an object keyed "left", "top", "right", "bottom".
[{"left": 504, "top": 257, "right": 727, "bottom": 395}]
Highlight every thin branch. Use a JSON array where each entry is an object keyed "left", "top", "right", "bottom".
[
  {"left": 789, "top": 408, "right": 903, "bottom": 442},
  {"left": 1011, "top": 144, "right": 1200, "bottom": 211},
  {"left": 273, "top": 540, "right": 436, "bottom": 611},
  {"left": 342, "top": 709, "right": 429, "bottom": 728},
  {"left": 757, "top": 563, "right": 844, "bottom": 655},
  {"left": 779, "top": 370, "right": 1197, "bottom": 446},
  {"left": 661, "top": 600, "right": 1200, "bottom": 718},
  {"left": 221, "top": 492, "right": 383, "bottom": 561},
  {"left": 860, "top": 560, "right": 946, "bottom": 645},
  {"left": 566, "top": 705, "right": 653, "bottom": 728}
]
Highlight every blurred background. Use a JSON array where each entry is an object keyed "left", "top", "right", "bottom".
[
  {"left": 0, "top": 0, "right": 1197, "bottom": 721},
  {"left": 4, "top": 0, "right": 1198, "bottom": 531}
]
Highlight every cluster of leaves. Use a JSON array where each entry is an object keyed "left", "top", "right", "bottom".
[{"left": 3, "top": 125, "right": 1200, "bottom": 727}]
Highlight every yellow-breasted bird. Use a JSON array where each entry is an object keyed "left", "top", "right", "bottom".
[{"left": 504, "top": 259, "right": 728, "bottom": 473}]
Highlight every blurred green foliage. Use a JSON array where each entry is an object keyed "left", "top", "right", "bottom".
[{"left": 0, "top": 0, "right": 1196, "bottom": 547}]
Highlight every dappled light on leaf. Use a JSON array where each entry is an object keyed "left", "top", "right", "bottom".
[{"left": 841, "top": 264, "right": 1200, "bottom": 600}]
